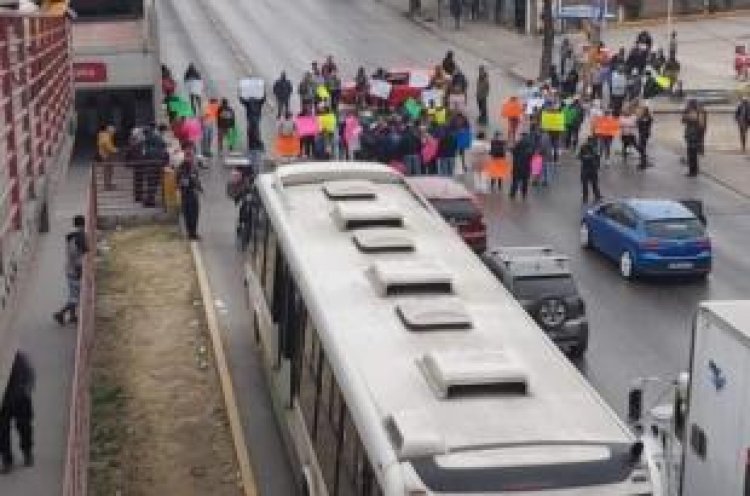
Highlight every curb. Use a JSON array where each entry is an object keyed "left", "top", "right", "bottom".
[{"left": 191, "top": 242, "right": 259, "bottom": 496}]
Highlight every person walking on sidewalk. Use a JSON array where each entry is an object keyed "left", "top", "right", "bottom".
[
  {"left": 637, "top": 104, "right": 653, "bottom": 168},
  {"left": 509, "top": 132, "right": 533, "bottom": 200},
  {"left": 217, "top": 98, "right": 236, "bottom": 156},
  {"left": 273, "top": 71, "right": 293, "bottom": 119},
  {"left": 178, "top": 147, "right": 204, "bottom": 240},
  {"left": 96, "top": 124, "right": 118, "bottom": 191},
  {"left": 735, "top": 96, "right": 750, "bottom": 152},
  {"left": 579, "top": 136, "right": 602, "bottom": 204},
  {"left": 682, "top": 99, "right": 702, "bottom": 177},
  {"left": 184, "top": 63, "right": 203, "bottom": 116},
  {"left": 0, "top": 351, "right": 35, "bottom": 474},
  {"left": 449, "top": 0, "right": 462, "bottom": 29},
  {"left": 53, "top": 215, "right": 88, "bottom": 326},
  {"left": 476, "top": 65, "right": 490, "bottom": 126}
]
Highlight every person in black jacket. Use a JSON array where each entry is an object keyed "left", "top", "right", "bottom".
[
  {"left": 637, "top": 106, "right": 654, "bottom": 169},
  {"left": 217, "top": 99, "right": 236, "bottom": 156},
  {"left": 578, "top": 136, "right": 602, "bottom": 203},
  {"left": 272, "top": 72, "right": 293, "bottom": 119},
  {"left": 178, "top": 147, "right": 204, "bottom": 240},
  {"left": 735, "top": 96, "right": 750, "bottom": 152},
  {"left": 0, "top": 351, "right": 35, "bottom": 473},
  {"left": 510, "top": 132, "right": 533, "bottom": 200},
  {"left": 579, "top": 136, "right": 602, "bottom": 203}
]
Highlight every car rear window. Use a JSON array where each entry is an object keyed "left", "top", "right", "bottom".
[
  {"left": 429, "top": 198, "right": 479, "bottom": 222},
  {"left": 644, "top": 218, "right": 704, "bottom": 239},
  {"left": 513, "top": 276, "right": 577, "bottom": 300}
]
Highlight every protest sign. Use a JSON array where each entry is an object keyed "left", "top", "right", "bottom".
[
  {"left": 239, "top": 77, "right": 265, "bottom": 99},
  {"left": 408, "top": 70, "right": 430, "bottom": 89},
  {"left": 540, "top": 111, "right": 565, "bottom": 132},
  {"left": 369, "top": 80, "right": 392, "bottom": 100},
  {"left": 295, "top": 116, "right": 320, "bottom": 137}
]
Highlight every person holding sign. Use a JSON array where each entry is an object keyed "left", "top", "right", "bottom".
[
  {"left": 484, "top": 131, "right": 509, "bottom": 192},
  {"left": 501, "top": 96, "right": 523, "bottom": 144},
  {"left": 593, "top": 110, "right": 620, "bottom": 163},
  {"left": 184, "top": 63, "right": 203, "bottom": 116},
  {"left": 540, "top": 108, "right": 564, "bottom": 164}
]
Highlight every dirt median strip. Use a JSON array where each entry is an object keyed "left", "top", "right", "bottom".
[{"left": 90, "top": 225, "right": 247, "bottom": 496}]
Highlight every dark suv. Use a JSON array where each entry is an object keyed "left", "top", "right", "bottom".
[{"left": 482, "top": 246, "right": 589, "bottom": 358}]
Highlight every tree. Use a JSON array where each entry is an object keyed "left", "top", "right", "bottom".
[{"left": 538, "top": 0, "right": 554, "bottom": 81}]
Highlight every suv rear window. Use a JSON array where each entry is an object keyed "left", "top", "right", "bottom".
[
  {"left": 644, "top": 218, "right": 704, "bottom": 239},
  {"left": 513, "top": 276, "right": 577, "bottom": 300},
  {"left": 429, "top": 198, "right": 479, "bottom": 222}
]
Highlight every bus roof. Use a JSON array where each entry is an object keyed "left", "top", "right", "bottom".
[{"left": 258, "top": 162, "right": 635, "bottom": 457}]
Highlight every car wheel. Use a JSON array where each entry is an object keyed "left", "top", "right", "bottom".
[
  {"left": 580, "top": 222, "right": 592, "bottom": 249},
  {"left": 537, "top": 298, "right": 567, "bottom": 329},
  {"left": 619, "top": 251, "right": 636, "bottom": 280}
]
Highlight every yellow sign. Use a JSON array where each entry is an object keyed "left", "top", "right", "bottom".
[
  {"left": 541, "top": 111, "right": 565, "bottom": 132},
  {"left": 655, "top": 75, "right": 671, "bottom": 90},
  {"left": 316, "top": 85, "right": 330, "bottom": 101},
  {"left": 318, "top": 113, "right": 336, "bottom": 133}
]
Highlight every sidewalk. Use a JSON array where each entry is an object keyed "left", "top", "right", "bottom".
[
  {"left": 0, "top": 161, "right": 89, "bottom": 495},
  {"left": 383, "top": 1, "right": 750, "bottom": 94}
]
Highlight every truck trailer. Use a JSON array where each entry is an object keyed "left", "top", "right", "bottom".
[{"left": 681, "top": 300, "right": 750, "bottom": 496}]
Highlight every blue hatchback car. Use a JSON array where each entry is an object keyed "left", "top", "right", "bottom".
[{"left": 581, "top": 199, "right": 712, "bottom": 279}]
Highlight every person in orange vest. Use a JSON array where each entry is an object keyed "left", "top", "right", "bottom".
[
  {"left": 501, "top": 96, "right": 523, "bottom": 145},
  {"left": 593, "top": 110, "right": 620, "bottom": 163},
  {"left": 201, "top": 98, "right": 219, "bottom": 158}
]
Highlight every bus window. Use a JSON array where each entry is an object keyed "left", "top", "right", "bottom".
[
  {"left": 299, "top": 324, "right": 319, "bottom": 439},
  {"left": 316, "top": 358, "right": 339, "bottom": 491},
  {"left": 338, "top": 411, "right": 361, "bottom": 496},
  {"left": 254, "top": 207, "right": 269, "bottom": 280},
  {"left": 70, "top": 0, "right": 144, "bottom": 19},
  {"left": 264, "top": 228, "right": 278, "bottom": 303}
]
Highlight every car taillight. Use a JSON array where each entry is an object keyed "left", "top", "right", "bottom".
[
  {"left": 639, "top": 238, "right": 661, "bottom": 250},
  {"left": 695, "top": 237, "right": 711, "bottom": 250}
]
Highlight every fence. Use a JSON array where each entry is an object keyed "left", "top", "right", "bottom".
[{"left": 61, "top": 166, "right": 97, "bottom": 496}]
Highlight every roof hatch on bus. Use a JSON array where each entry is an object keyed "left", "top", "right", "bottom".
[
  {"left": 332, "top": 202, "right": 403, "bottom": 230},
  {"left": 367, "top": 261, "right": 452, "bottom": 296},
  {"left": 384, "top": 409, "right": 446, "bottom": 460},
  {"left": 419, "top": 349, "right": 529, "bottom": 399},
  {"left": 396, "top": 299, "right": 471, "bottom": 330},
  {"left": 323, "top": 180, "right": 377, "bottom": 200},
  {"left": 353, "top": 229, "right": 415, "bottom": 253}
]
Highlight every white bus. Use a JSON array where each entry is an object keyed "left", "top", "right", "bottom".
[{"left": 244, "top": 162, "right": 657, "bottom": 495}]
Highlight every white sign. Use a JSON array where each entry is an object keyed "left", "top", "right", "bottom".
[
  {"left": 186, "top": 78, "right": 203, "bottom": 96},
  {"left": 408, "top": 70, "right": 430, "bottom": 89},
  {"left": 525, "top": 97, "right": 545, "bottom": 115},
  {"left": 239, "top": 77, "right": 265, "bottom": 100},
  {"left": 421, "top": 89, "right": 443, "bottom": 107},
  {"left": 369, "top": 80, "right": 392, "bottom": 100}
]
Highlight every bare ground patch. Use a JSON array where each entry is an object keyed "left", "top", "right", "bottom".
[{"left": 89, "top": 225, "right": 243, "bottom": 496}]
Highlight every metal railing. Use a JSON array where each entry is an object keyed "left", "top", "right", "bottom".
[
  {"left": 62, "top": 165, "right": 97, "bottom": 496},
  {"left": 93, "top": 159, "right": 170, "bottom": 214}
]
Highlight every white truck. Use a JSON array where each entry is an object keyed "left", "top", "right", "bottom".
[
  {"left": 629, "top": 300, "right": 750, "bottom": 496},
  {"left": 681, "top": 300, "right": 750, "bottom": 496}
]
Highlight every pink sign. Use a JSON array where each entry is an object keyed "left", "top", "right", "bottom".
[
  {"left": 531, "top": 153, "right": 543, "bottom": 177},
  {"left": 295, "top": 116, "right": 320, "bottom": 137}
]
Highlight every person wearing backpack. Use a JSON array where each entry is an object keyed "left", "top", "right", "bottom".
[
  {"left": 216, "top": 99, "right": 236, "bottom": 156},
  {"left": 53, "top": 215, "right": 88, "bottom": 326}
]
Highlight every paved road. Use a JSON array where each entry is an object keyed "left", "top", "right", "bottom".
[{"left": 158, "top": 0, "right": 750, "bottom": 491}]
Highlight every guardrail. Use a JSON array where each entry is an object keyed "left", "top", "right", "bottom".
[{"left": 61, "top": 165, "right": 97, "bottom": 496}]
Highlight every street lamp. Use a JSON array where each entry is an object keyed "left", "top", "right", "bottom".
[{"left": 667, "top": 0, "right": 674, "bottom": 47}]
